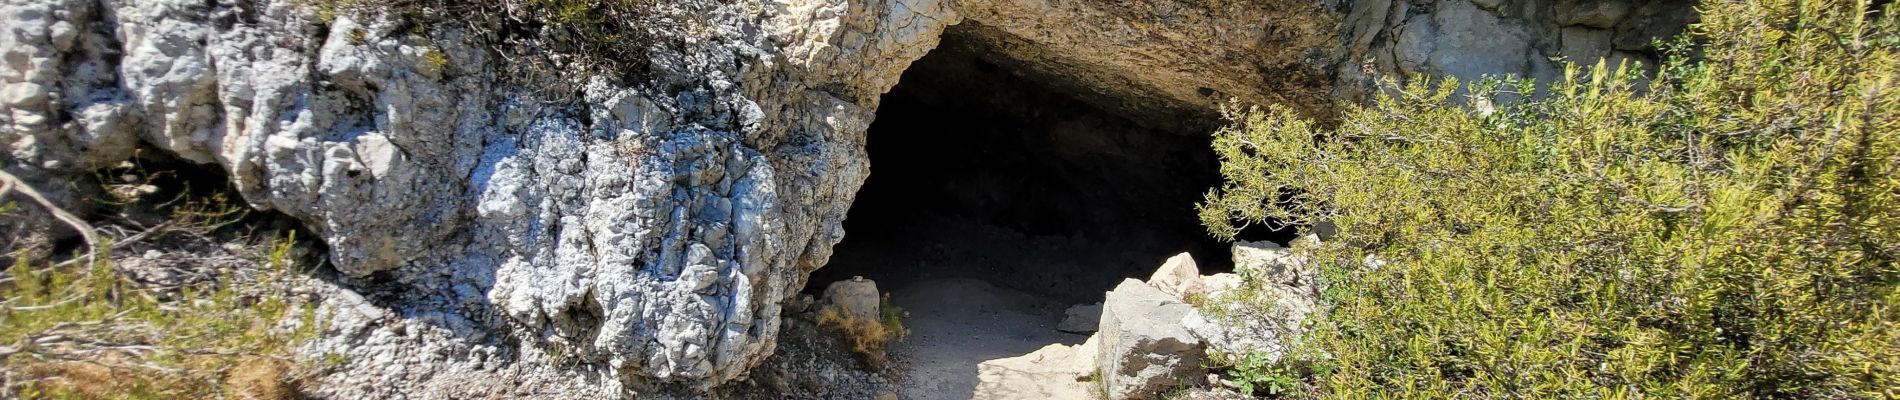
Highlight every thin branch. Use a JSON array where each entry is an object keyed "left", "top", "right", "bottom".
[
  {"left": 0, "top": 169, "right": 99, "bottom": 258},
  {"left": 49, "top": 220, "right": 174, "bottom": 270}
]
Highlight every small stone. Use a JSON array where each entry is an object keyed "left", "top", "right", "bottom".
[
  {"left": 1199, "top": 273, "right": 1242, "bottom": 296},
  {"left": 1056, "top": 303, "right": 1102, "bottom": 333},
  {"left": 1189, "top": 242, "right": 1326, "bottom": 364},
  {"left": 1231, "top": 241, "right": 1310, "bottom": 288},
  {"left": 2, "top": 82, "right": 48, "bottom": 107},
  {"left": 49, "top": 21, "right": 77, "bottom": 50},
  {"left": 788, "top": 293, "right": 816, "bottom": 314},
  {"left": 1310, "top": 220, "right": 1338, "bottom": 242},
  {"left": 1567, "top": 0, "right": 1632, "bottom": 29}
]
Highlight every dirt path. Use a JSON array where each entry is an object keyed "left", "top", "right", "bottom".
[{"left": 886, "top": 278, "right": 1088, "bottom": 400}]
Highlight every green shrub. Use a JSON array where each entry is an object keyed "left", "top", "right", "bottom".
[{"left": 1199, "top": 0, "right": 1898, "bottom": 397}]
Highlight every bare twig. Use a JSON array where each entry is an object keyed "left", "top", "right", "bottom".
[
  {"left": 48, "top": 220, "right": 174, "bottom": 270},
  {"left": 0, "top": 169, "right": 99, "bottom": 259}
]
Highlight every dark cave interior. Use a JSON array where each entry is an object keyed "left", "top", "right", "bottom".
[{"left": 810, "top": 30, "right": 1288, "bottom": 303}]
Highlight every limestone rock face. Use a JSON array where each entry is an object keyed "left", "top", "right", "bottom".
[
  {"left": 1337, "top": 0, "right": 1696, "bottom": 100},
  {"left": 1097, "top": 279, "right": 1206, "bottom": 399},
  {"left": 0, "top": 0, "right": 848, "bottom": 394},
  {"left": 0, "top": 0, "right": 1693, "bottom": 395}
]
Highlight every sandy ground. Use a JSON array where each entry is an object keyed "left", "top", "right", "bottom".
[{"left": 886, "top": 278, "right": 1089, "bottom": 400}]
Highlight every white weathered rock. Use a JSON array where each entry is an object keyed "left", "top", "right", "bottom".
[
  {"left": 1200, "top": 273, "right": 1242, "bottom": 296},
  {"left": 1057, "top": 303, "right": 1102, "bottom": 334},
  {"left": 821, "top": 277, "right": 881, "bottom": 321},
  {"left": 1146, "top": 252, "right": 1202, "bottom": 298},
  {"left": 1097, "top": 279, "right": 1205, "bottom": 399},
  {"left": 974, "top": 334, "right": 1098, "bottom": 400},
  {"left": 1184, "top": 241, "right": 1322, "bottom": 362},
  {"left": 1231, "top": 241, "right": 1316, "bottom": 291}
]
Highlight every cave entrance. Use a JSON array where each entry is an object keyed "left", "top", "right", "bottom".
[
  {"left": 809, "top": 27, "right": 1257, "bottom": 395},
  {"left": 813, "top": 30, "right": 1238, "bottom": 304},
  {"left": 811, "top": 27, "right": 1261, "bottom": 395}
]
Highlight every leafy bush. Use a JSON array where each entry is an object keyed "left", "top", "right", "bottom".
[{"left": 1199, "top": 0, "right": 1898, "bottom": 397}]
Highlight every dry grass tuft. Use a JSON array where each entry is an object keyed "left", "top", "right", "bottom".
[
  {"left": 224, "top": 357, "right": 299, "bottom": 400},
  {"left": 815, "top": 294, "right": 908, "bottom": 369}
]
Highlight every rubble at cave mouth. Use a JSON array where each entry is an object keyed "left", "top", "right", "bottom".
[{"left": 812, "top": 32, "right": 1290, "bottom": 303}]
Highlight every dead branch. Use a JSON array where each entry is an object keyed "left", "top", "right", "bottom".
[
  {"left": 0, "top": 169, "right": 99, "bottom": 259},
  {"left": 46, "top": 220, "right": 174, "bottom": 270}
]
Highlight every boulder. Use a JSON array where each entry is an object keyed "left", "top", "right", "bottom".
[
  {"left": 1231, "top": 241, "right": 1316, "bottom": 291},
  {"left": 1199, "top": 273, "right": 1242, "bottom": 296},
  {"left": 1146, "top": 252, "right": 1203, "bottom": 298},
  {"left": 822, "top": 277, "right": 881, "bottom": 321},
  {"left": 1056, "top": 303, "right": 1103, "bottom": 334},
  {"left": 1097, "top": 279, "right": 1206, "bottom": 399},
  {"left": 1185, "top": 241, "right": 1323, "bottom": 361},
  {"left": 974, "top": 335, "right": 1099, "bottom": 399}
]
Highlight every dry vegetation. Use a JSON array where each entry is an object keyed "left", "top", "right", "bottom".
[
  {"left": 815, "top": 294, "right": 909, "bottom": 370},
  {"left": 0, "top": 160, "right": 325, "bottom": 399}
]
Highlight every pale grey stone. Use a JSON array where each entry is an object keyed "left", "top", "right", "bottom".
[
  {"left": 1097, "top": 279, "right": 1205, "bottom": 400},
  {"left": 1184, "top": 241, "right": 1322, "bottom": 363}
]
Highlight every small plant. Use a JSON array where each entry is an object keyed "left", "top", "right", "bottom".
[
  {"left": 1193, "top": 281, "right": 1278, "bottom": 325},
  {"left": 420, "top": 46, "right": 451, "bottom": 79},
  {"left": 1214, "top": 351, "right": 1324, "bottom": 397},
  {"left": 322, "top": 352, "right": 350, "bottom": 369},
  {"left": 1089, "top": 368, "right": 1109, "bottom": 399},
  {"left": 816, "top": 293, "right": 909, "bottom": 369},
  {"left": 296, "top": 0, "right": 366, "bottom": 23}
]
